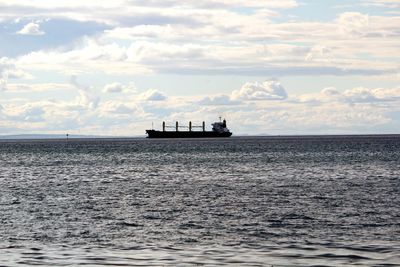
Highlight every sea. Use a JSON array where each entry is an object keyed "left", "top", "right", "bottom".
[{"left": 0, "top": 136, "right": 399, "bottom": 266}]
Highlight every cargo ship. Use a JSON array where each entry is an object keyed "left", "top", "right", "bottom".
[{"left": 146, "top": 118, "right": 232, "bottom": 138}]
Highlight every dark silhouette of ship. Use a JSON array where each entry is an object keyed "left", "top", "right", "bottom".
[{"left": 146, "top": 118, "right": 232, "bottom": 138}]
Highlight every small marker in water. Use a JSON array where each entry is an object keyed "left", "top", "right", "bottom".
[{"left": 66, "top": 133, "right": 69, "bottom": 140}]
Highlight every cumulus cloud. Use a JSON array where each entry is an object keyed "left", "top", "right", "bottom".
[
  {"left": 139, "top": 89, "right": 166, "bottom": 101},
  {"left": 372, "top": 87, "right": 400, "bottom": 100},
  {"left": 17, "top": 39, "right": 148, "bottom": 75},
  {"left": 0, "top": 57, "right": 21, "bottom": 91},
  {"left": 343, "top": 87, "right": 400, "bottom": 103},
  {"left": 198, "top": 94, "right": 240, "bottom": 105},
  {"left": 305, "top": 46, "right": 332, "bottom": 62},
  {"left": 0, "top": 58, "right": 10, "bottom": 91},
  {"left": 0, "top": 79, "right": 6, "bottom": 91},
  {"left": 103, "top": 83, "right": 124, "bottom": 93},
  {"left": 14, "top": 11, "right": 400, "bottom": 77},
  {"left": 4, "top": 103, "right": 46, "bottom": 122},
  {"left": 321, "top": 87, "right": 341, "bottom": 96},
  {"left": 337, "top": 12, "right": 369, "bottom": 37},
  {"left": 17, "top": 22, "right": 45, "bottom": 35},
  {"left": 1, "top": 84, "right": 400, "bottom": 135},
  {"left": 70, "top": 76, "right": 100, "bottom": 109},
  {"left": 343, "top": 87, "right": 378, "bottom": 102},
  {"left": 2, "top": 0, "right": 400, "bottom": 136},
  {"left": 298, "top": 86, "right": 400, "bottom": 104},
  {"left": 103, "top": 82, "right": 136, "bottom": 93},
  {"left": 100, "top": 101, "right": 135, "bottom": 114},
  {"left": 231, "top": 80, "right": 288, "bottom": 101}
]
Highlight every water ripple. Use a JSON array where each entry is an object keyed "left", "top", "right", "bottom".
[{"left": 0, "top": 136, "right": 399, "bottom": 265}]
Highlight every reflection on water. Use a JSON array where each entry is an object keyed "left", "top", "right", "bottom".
[{"left": 0, "top": 136, "right": 399, "bottom": 266}]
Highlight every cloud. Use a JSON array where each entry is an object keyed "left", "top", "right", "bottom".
[
  {"left": 70, "top": 76, "right": 100, "bottom": 109},
  {"left": 103, "top": 82, "right": 136, "bottom": 93},
  {"left": 103, "top": 83, "right": 124, "bottom": 93},
  {"left": 2, "top": 0, "right": 400, "bottom": 136},
  {"left": 3, "top": 103, "right": 46, "bottom": 122},
  {"left": 13, "top": 9, "right": 400, "bottom": 77},
  {"left": 0, "top": 1, "right": 289, "bottom": 32},
  {"left": 337, "top": 12, "right": 369, "bottom": 37},
  {"left": 343, "top": 87, "right": 400, "bottom": 103},
  {"left": 0, "top": 58, "right": 10, "bottom": 91},
  {"left": 1, "top": 84, "right": 400, "bottom": 135},
  {"left": 343, "top": 87, "right": 378, "bottom": 102},
  {"left": 0, "top": 57, "right": 18, "bottom": 91},
  {"left": 298, "top": 86, "right": 400, "bottom": 104},
  {"left": 371, "top": 87, "right": 400, "bottom": 100},
  {"left": 198, "top": 94, "right": 240, "bottom": 105},
  {"left": 305, "top": 45, "right": 332, "bottom": 62},
  {"left": 5, "top": 83, "right": 73, "bottom": 92},
  {"left": 19, "top": 106, "right": 45, "bottom": 122},
  {"left": 0, "top": 58, "right": 32, "bottom": 88},
  {"left": 17, "top": 39, "right": 148, "bottom": 75},
  {"left": 0, "top": 0, "right": 299, "bottom": 16},
  {"left": 100, "top": 101, "right": 135, "bottom": 114},
  {"left": 0, "top": 79, "right": 6, "bottom": 91},
  {"left": 321, "top": 87, "right": 341, "bottom": 96},
  {"left": 231, "top": 80, "right": 288, "bottom": 101},
  {"left": 139, "top": 89, "right": 166, "bottom": 101},
  {"left": 17, "top": 22, "right": 45, "bottom": 35},
  {"left": 363, "top": 0, "right": 400, "bottom": 8}
]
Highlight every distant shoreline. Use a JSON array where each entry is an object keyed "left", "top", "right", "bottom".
[{"left": 0, "top": 134, "right": 138, "bottom": 140}]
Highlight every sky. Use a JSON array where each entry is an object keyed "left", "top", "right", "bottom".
[{"left": 0, "top": 0, "right": 399, "bottom": 136}]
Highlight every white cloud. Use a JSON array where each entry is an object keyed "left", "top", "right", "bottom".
[
  {"left": 103, "top": 82, "right": 136, "bottom": 93},
  {"left": 305, "top": 46, "right": 332, "bottom": 62},
  {"left": 1, "top": 0, "right": 400, "bottom": 136},
  {"left": 232, "top": 80, "right": 288, "bottom": 101},
  {"left": 343, "top": 87, "right": 400, "bottom": 103},
  {"left": 1, "top": 83, "right": 400, "bottom": 135},
  {"left": 321, "top": 87, "right": 341, "bottom": 96},
  {"left": 103, "top": 82, "right": 124, "bottom": 93},
  {"left": 0, "top": 79, "right": 6, "bottom": 91},
  {"left": 0, "top": 57, "right": 23, "bottom": 91},
  {"left": 17, "top": 39, "right": 149, "bottom": 75},
  {"left": 17, "top": 25, "right": 398, "bottom": 77},
  {"left": 298, "top": 86, "right": 400, "bottom": 104},
  {"left": 11, "top": 8, "right": 399, "bottom": 77},
  {"left": 198, "top": 94, "right": 240, "bottom": 106},
  {"left": 76, "top": 89, "right": 99, "bottom": 109},
  {"left": 70, "top": 76, "right": 100, "bottom": 109},
  {"left": 0, "top": 0, "right": 298, "bottom": 12},
  {"left": 343, "top": 87, "right": 378, "bottom": 102},
  {"left": 100, "top": 101, "right": 135, "bottom": 114},
  {"left": 337, "top": 12, "right": 369, "bottom": 37},
  {"left": 17, "top": 22, "right": 45, "bottom": 35},
  {"left": 5, "top": 83, "right": 73, "bottom": 92},
  {"left": 0, "top": 58, "right": 11, "bottom": 91},
  {"left": 3, "top": 103, "right": 46, "bottom": 122},
  {"left": 372, "top": 87, "right": 400, "bottom": 100},
  {"left": 139, "top": 89, "right": 166, "bottom": 101},
  {"left": 363, "top": 0, "right": 400, "bottom": 8}
]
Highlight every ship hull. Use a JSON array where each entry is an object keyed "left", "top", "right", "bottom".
[{"left": 146, "top": 130, "right": 232, "bottom": 138}]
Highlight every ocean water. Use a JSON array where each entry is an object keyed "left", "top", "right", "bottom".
[{"left": 0, "top": 136, "right": 399, "bottom": 266}]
